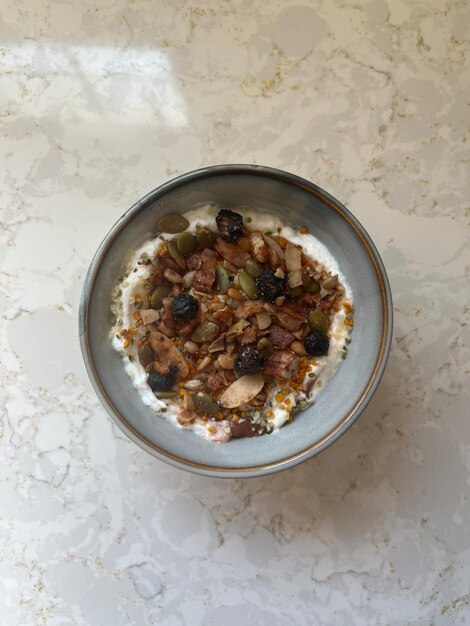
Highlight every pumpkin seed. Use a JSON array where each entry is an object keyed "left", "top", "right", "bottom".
[
  {"left": 257, "top": 337, "right": 274, "bottom": 358},
  {"left": 150, "top": 285, "right": 171, "bottom": 309},
  {"left": 191, "top": 321, "right": 220, "bottom": 343},
  {"left": 157, "top": 214, "right": 189, "bottom": 234},
  {"left": 138, "top": 344, "right": 154, "bottom": 368},
  {"left": 193, "top": 391, "right": 219, "bottom": 415},
  {"left": 244, "top": 259, "right": 263, "bottom": 278},
  {"left": 308, "top": 309, "right": 328, "bottom": 333},
  {"left": 303, "top": 274, "right": 321, "bottom": 294},
  {"left": 216, "top": 263, "right": 230, "bottom": 293},
  {"left": 167, "top": 240, "right": 186, "bottom": 270},
  {"left": 196, "top": 227, "right": 216, "bottom": 250},
  {"left": 288, "top": 285, "right": 303, "bottom": 298},
  {"left": 177, "top": 232, "right": 196, "bottom": 257},
  {"left": 238, "top": 271, "right": 257, "bottom": 299}
]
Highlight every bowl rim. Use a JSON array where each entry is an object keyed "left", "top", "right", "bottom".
[{"left": 79, "top": 164, "right": 393, "bottom": 478}]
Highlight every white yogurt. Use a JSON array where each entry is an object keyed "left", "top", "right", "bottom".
[{"left": 110, "top": 204, "right": 353, "bottom": 440}]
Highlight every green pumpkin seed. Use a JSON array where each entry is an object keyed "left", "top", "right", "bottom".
[
  {"left": 257, "top": 337, "right": 274, "bottom": 358},
  {"left": 288, "top": 285, "right": 303, "bottom": 298},
  {"left": 157, "top": 214, "right": 189, "bottom": 234},
  {"left": 216, "top": 263, "right": 230, "bottom": 293},
  {"left": 303, "top": 274, "right": 321, "bottom": 294},
  {"left": 238, "top": 271, "right": 257, "bottom": 300},
  {"left": 167, "top": 240, "right": 186, "bottom": 270},
  {"left": 196, "top": 227, "right": 216, "bottom": 251},
  {"left": 150, "top": 285, "right": 171, "bottom": 309},
  {"left": 191, "top": 322, "right": 220, "bottom": 343},
  {"left": 177, "top": 232, "right": 196, "bottom": 257},
  {"left": 138, "top": 344, "right": 154, "bottom": 368},
  {"left": 155, "top": 390, "right": 178, "bottom": 399},
  {"left": 193, "top": 391, "right": 219, "bottom": 415},
  {"left": 308, "top": 309, "right": 328, "bottom": 333},
  {"left": 244, "top": 259, "right": 263, "bottom": 278}
]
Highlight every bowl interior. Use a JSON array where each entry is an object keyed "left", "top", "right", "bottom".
[{"left": 82, "top": 168, "right": 389, "bottom": 476}]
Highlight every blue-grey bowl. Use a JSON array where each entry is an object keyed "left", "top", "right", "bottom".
[{"left": 79, "top": 165, "right": 392, "bottom": 478}]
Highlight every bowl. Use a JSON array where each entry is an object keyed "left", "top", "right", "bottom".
[{"left": 79, "top": 165, "right": 392, "bottom": 478}]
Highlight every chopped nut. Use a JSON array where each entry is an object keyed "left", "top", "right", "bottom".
[
  {"left": 291, "top": 340, "right": 307, "bottom": 356},
  {"left": 150, "top": 331, "right": 189, "bottom": 379},
  {"left": 285, "top": 242, "right": 302, "bottom": 288},
  {"left": 263, "top": 234, "right": 285, "bottom": 268},
  {"left": 140, "top": 309, "right": 160, "bottom": 325},
  {"left": 217, "top": 353, "right": 236, "bottom": 369},
  {"left": 250, "top": 231, "right": 270, "bottom": 263},
  {"left": 197, "top": 355, "right": 212, "bottom": 371},
  {"left": 227, "top": 319, "right": 250, "bottom": 338},
  {"left": 182, "top": 270, "right": 196, "bottom": 288},
  {"left": 227, "top": 287, "right": 244, "bottom": 301},
  {"left": 256, "top": 311, "right": 272, "bottom": 330},
  {"left": 215, "top": 237, "right": 250, "bottom": 268},
  {"left": 208, "top": 333, "right": 226, "bottom": 353},
  {"left": 164, "top": 268, "right": 183, "bottom": 283},
  {"left": 322, "top": 275, "right": 339, "bottom": 290},
  {"left": 183, "top": 340, "right": 199, "bottom": 354},
  {"left": 185, "top": 379, "right": 203, "bottom": 390}
]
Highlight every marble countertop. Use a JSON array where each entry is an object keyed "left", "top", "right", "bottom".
[{"left": 1, "top": 1, "right": 469, "bottom": 624}]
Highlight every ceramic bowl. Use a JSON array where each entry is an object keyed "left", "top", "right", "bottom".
[{"left": 79, "top": 165, "right": 392, "bottom": 478}]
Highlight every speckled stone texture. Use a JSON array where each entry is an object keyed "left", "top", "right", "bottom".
[{"left": 1, "top": 1, "right": 469, "bottom": 624}]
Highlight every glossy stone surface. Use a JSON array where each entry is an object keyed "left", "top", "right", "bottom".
[{"left": 1, "top": 1, "right": 469, "bottom": 624}]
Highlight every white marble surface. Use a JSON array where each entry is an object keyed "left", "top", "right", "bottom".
[{"left": 1, "top": 0, "right": 469, "bottom": 624}]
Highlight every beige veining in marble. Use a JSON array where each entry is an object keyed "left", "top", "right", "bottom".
[{"left": 1, "top": 0, "right": 469, "bottom": 624}]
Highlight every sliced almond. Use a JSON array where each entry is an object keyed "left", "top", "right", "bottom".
[
  {"left": 219, "top": 374, "right": 265, "bottom": 409},
  {"left": 256, "top": 311, "right": 271, "bottom": 330},
  {"left": 285, "top": 242, "right": 302, "bottom": 288},
  {"left": 150, "top": 331, "right": 189, "bottom": 379}
]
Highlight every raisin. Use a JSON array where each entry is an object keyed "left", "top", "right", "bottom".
[
  {"left": 216, "top": 209, "right": 244, "bottom": 243},
  {"left": 255, "top": 269, "right": 286, "bottom": 302}
]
